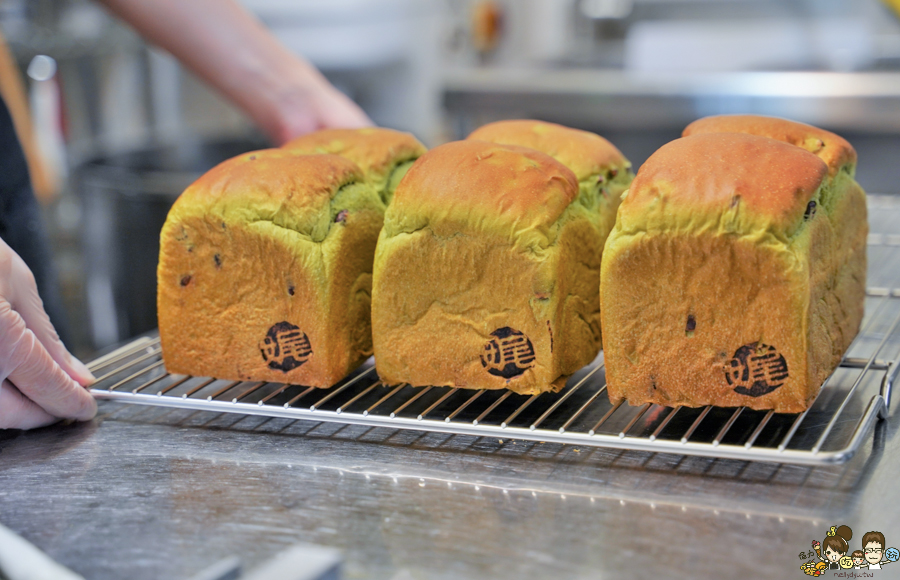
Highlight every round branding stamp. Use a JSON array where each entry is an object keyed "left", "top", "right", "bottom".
[
  {"left": 480, "top": 327, "right": 536, "bottom": 379},
  {"left": 259, "top": 321, "right": 312, "bottom": 372},
  {"left": 724, "top": 342, "right": 789, "bottom": 397}
]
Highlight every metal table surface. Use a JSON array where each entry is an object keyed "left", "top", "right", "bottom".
[{"left": 3, "top": 198, "right": 900, "bottom": 580}]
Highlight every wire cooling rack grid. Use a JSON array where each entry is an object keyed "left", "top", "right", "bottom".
[{"left": 86, "top": 288, "right": 899, "bottom": 467}]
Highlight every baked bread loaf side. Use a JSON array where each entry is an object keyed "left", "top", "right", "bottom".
[
  {"left": 283, "top": 127, "right": 426, "bottom": 205},
  {"left": 683, "top": 115, "right": 868, "bottom": 362},
  {"left": 371, "top": 140, "right": 604, "bottom": 394},
  {"left": 158, "top": 149, "right": 384, "bottom": 387},
  {"left": 600, "top": 132, "right": 866, "bottom": 412},
  {"left": 468, "top": 120, "right": 633, "bottom": 260}
]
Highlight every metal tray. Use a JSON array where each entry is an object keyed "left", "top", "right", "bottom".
[{"left": 88, "top": 197, "right": 900, "bottom": 467}]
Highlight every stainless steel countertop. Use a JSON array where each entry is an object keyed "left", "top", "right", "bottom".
[
  {"left": 2, "top": 196, "right": 900, "bottom": 580},
  {"left": 1, "top": 404, "right": 897, "bottom": 579}
]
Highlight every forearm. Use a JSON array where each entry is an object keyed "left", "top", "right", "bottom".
[{"left": 96, "top": 0, "right": 366, "bottom": 142}]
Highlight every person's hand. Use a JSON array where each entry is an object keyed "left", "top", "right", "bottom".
[
  {"left": 0, "top": 238, "right": 96, "bottom": 429},
  {"left": 263, "top": 72, "right": 373, "bottom": 145},
  {"left": 96, "top": 0, "right": 373, "bottom": 146}
]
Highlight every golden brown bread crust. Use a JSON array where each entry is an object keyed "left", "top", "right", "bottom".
[
  {"left": 683, "top": 114, "right": 856, "bottom": 177},
  {"left": 619, "top": 133, "right": 828, "bottom": 238},
  {"left": 282, "top": 127, "right": 426, "bottom": 203},
  {"left": 372, "top": 140, "right": 603, "bottom": 394},
  {"left": 601, "top": 131, "right": 866, "bottom": 413},
  {"left": 603, "top": 234, "right": 809, "bottom": 411},
  {"left": 467, "top": 119, "right": 629, "bottom": 182},
  {"left": 387, "top": 140, "right": 578, "bottom": 239},
  {"left": 172, "top": 149, "right": 363, "bottom": 232},
  {"left": 158, "top": 149, "right": 384, "bottom": 387},
  {"left": 466, "top": 120, "right": 634, "bottom": 350}
]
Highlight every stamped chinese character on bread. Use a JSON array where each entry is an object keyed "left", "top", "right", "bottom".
[
  {"left": 157, "top": 149, "right": 384, "bottom": 387},
  {"left": 371, "top": 140, "right": 610, "bottom": 394},
  {"left": 600, "top": 122, "right": 867, "bottom": 413}
]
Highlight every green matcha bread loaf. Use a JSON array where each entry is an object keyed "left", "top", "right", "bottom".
[
  {"left": 600, "top": 129, "right": 867, "bottom": 413},
  {"left": 683, "top": 115, "right": 867, "bottom": 347},
  {"left": 371, "top": 139, "right": 606, "bottom": 395},
  {"left": 158, "top": 149, "right": 385, "bottom": 387},
  {"left": 283, "top": 127, "right": 427, "bottom": 206},
  {"left": 467, "top": 119, "right": 633, "bottom": 257}
]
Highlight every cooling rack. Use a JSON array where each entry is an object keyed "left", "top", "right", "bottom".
[
  {"left": 88, "top": 196, "right": 900, "bottom": 466},
  {"left": 86, "top": 288, "right": 898, "bottom": 467}
]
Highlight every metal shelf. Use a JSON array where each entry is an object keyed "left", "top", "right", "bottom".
[{"left": 88, "top": 290, "right": 900, "bottom": 467}]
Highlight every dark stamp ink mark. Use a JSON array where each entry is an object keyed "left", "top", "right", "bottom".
[
  {"left": 259, "top": 321, "right": 312, "bottom": 372},
  {"left": 480, "top": 327, "right": 536, "bottom": 379},
  {"left": 685, "top": 314, "right": 696, "bottom": 334},
  {"left": 804, "top": 200, "right": 817, "bottom": 220},
  {"left": 214, "top": 254, "right": 221, "bottom": 268},
  {"left": 288, "top": 284, "right": 295, "bottom": 296},
  {"left": 334, "top": 210, "right": 348, "bottom": 223},
  {"left": 179, "top": 275, "right": 192, "bottom": 287},
  {"left": 724, "top": 342, "right": 789, "bottom": 397}
]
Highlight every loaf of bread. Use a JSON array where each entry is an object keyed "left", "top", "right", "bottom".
[
  {"left": 683, "top": 115, "right": 856, "bottom": 177},
  {"left": 468, "top": 120, "right": 633, "bottom": 254},
  {"left": 600, "top": 130, "right": 867, "bottom": 412},
  {"left": 157, "top": 149, "right": 385, "bottom": 387},
  {"left": 283, "top": 127, "right": 426, "bottom": 205},
  {"left": 683, "top": 115, "right": 868, "bottom": 395},
  {"left": 371, "top": 140, "right": 605, "bottom": 394}
]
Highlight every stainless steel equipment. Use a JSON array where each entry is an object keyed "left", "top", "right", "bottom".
[
  {"left": 443, "top": 69, "right": 900, "bottom": 193},
  {"left": 87, "top": 195, "right": 900, "bottom": 467}
]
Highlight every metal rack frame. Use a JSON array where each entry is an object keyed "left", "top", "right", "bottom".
[{"left": 89, "top": 289, "right": 900, "bottom": 467}]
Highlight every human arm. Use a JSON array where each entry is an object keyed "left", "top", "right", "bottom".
[
  {"left": 95, "top": 0, "right": 372, "bottom": 144},
  {"left": 0, "top": 239, "right": 96, "bottom": 429}
]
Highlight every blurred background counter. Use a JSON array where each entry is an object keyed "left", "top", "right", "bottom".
[{"left": 2, "top": 0, "right": 900, "bottom": 356}]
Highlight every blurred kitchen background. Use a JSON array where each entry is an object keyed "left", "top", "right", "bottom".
[{"left": 3, "top": 0, "right": 900, "bottom": 358}]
